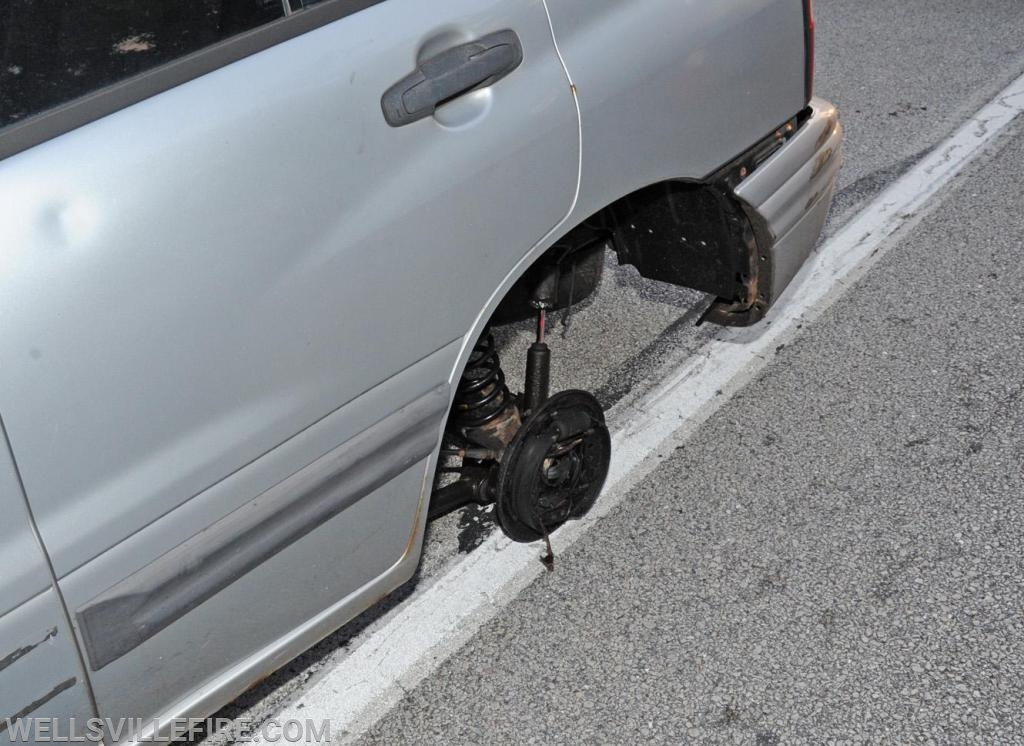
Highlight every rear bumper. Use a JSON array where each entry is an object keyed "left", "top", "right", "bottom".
[{"left": 734, "top": 97, "right": 843, "bottom": 304}]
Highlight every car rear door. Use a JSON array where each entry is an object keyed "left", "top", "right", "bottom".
[{"left": 0, "top": 0, "right": 578, "bottom": 732}]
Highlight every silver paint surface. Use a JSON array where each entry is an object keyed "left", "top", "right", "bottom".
[
  {"left": 736, "top": 98, "right": 844, "bottom": 300},
  {"left": 0, "top": 0, "right": 577, "bottom": 580},
  {"left": 0, "top": 0, "right": 839, "bottom": 735},
  {"left": 76, "top": 385, "right": 448, "bottom": 670}
]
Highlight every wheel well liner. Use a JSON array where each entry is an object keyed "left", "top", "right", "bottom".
[
  {"left": 601, "top": 180, "right": 771, "bottom": 326},
  {"left": 495, "top": 177, "right": 774, "bottom": 328}
]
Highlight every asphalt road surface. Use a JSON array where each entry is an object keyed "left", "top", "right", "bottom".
[
  {"left": 199, "top": 1, "right": 1024, "bottom": 743},
  {"left": 360, "top": 114, "right": 1024, "bottom": 746}
]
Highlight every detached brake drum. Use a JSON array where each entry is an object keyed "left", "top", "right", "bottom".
[{"left": 495, "top": 390, "right": 611, "bottom": 543}]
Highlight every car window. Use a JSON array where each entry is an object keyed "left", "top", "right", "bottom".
[{"left": 0, "top": 0, "right": 286, "bottom": 129}]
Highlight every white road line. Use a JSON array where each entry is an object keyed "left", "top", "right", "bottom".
[{"left": 279, "top": 73, "right": 1024, "bottom": 743}]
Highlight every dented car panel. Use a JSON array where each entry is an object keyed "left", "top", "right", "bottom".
[
  {"left": 558, "top": 100, "right": 842, "bottom": 328},
  {"left": 539, "top": 0, "right": 840, "bottom": 327},
  {"left": 734, "top": 98, "right": 844, "bottom": 304},
  {"left": 0, "top": 0, "right": 578, "bottom": 734}
]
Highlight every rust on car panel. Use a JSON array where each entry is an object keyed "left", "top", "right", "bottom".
[
  {"left": 811, "top": 145, "right": 837, "bottom": 180},
  {"left": 815, "top": 113, "right": 839, "bottom": 150},
  {"left": 401, "top": 489, "right": 427, "bottom": 563}
]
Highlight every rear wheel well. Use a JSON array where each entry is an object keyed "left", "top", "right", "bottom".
[
  {"left": 601, "top": 180, "right": 771, "bottom": 327},
  {"left": 492, "top": 178, "right": 769, "bottom": 329}
]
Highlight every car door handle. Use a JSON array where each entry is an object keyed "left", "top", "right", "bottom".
[{"left": 381, "top": 30, "right": 523, "bottom": 127}]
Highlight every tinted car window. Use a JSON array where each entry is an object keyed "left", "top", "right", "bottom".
[{"left": 0, "top": 0, "right": 285, "bottom": 128}]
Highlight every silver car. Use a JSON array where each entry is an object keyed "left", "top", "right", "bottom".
[{"left": 0, "top": 0, "right": 841, "bottom": 740}]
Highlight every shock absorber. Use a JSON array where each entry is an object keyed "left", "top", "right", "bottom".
[
  {"left": 451, "top": 332, "right": 522, "bottom": 451},
  {"left": 523, "top": 308, "right": 551, "bottom": 417}
]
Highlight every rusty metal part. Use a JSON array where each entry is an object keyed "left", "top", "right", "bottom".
[
  {"left": 495, "top": 390, "right": 611, "bottom": 543},
  {"left": 428, "top": 465, "right": 496, "bottom": 521},
  {"left": 714, "top": 115, "right": 801, "bottom": 191},
  {"left": 458, "top": 405, "right": 521, "bottom": 452},
  {"left": 452, "top": 333, "right": 522, "bottom": 451},
  {"left": 697, "top": 198, "right": 774, "bottom": 327},
  {"left": 441, "top": 446, "right": 502, "bottom": 462}
]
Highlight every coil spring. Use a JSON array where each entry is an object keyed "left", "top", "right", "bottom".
[{"left": 453, "top": 333, "right": 514, "bottom": 429}]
